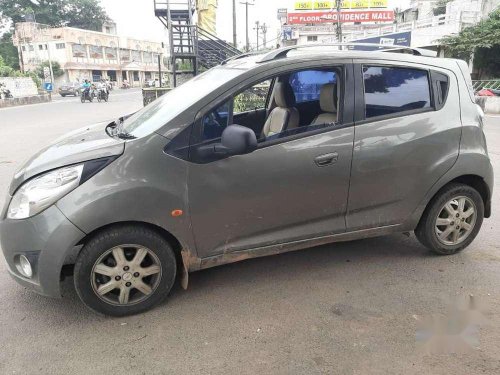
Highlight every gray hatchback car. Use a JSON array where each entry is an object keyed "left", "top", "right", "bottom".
[{"left": 0, "top": 45, "right": 493, "bottom": 316}]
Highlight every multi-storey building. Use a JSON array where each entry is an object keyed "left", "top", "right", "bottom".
[{"left": 13, "top": 21, "right": 167, "bottom": 87}]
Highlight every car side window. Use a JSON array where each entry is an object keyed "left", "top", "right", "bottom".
[
  {"left": 289, "top": 70, "right": 337, "bottom": 103},
  {"left": 199, "top": 67, "right": 343, "bottom": 147},
  {"left": 233, "top": 80, "right": 271, "bottom": 114},
  {"left": 363, "top": 66, "right": 431, "bottom": 119}
]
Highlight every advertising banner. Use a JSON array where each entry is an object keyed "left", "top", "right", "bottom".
[
  {"left": 294, "top": 0, "right": 388, "bottom": 10},
  {"left": 105, "top": 47, "right": 117, "bottom": 59},
  {"left": 348, "top": 31, "right": 412, "bottom": 50},
  {"left": 287, "top": 10, "right": 394, "bottom": 24},
  {"left": 89, "top": 45, "right": 103, "bottom": 59},
  {"left": 72, "top": 44, "right": 87, "bottom": 58}
]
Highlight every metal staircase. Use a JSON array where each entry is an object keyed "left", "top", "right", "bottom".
[{"left": 154, "top": 0, "right": 242, "bottom": 87}]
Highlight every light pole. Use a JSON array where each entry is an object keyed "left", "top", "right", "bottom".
[
  {"left": 232, "top": 0, "right": 237, "bottom": 47},
  {"left": 261, "top": 23, "right": 267, "bottom": 48},
  {"left": 240, "top": 1, "right": 254, "bottom": 52},
  {"left": 254, "top": 20, "right": 260, "bottom": 50}
]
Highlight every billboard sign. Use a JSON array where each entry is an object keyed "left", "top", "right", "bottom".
[
  {"left": 348, "top": 31, "right": 412, "bottom": 50},
  {"left": 287, "top": 10, "right": 394, "bottom": 24},
  {"left": 294, "top": 0, "right": 388, "bottom": 10}
]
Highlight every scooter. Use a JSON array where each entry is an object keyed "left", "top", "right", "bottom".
[{"left": 0, "top": 83, "right": 13, "bottom": 99}]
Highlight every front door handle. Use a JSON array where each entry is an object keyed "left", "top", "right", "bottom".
[{"left": 314, "top": 152, "right": 338, "bottom": 167}]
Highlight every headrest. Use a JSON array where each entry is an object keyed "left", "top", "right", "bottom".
[
  {"left": 274, "top": 82, "right": 296, "bottom": 108},
  {"left": 319, "top": 83, "right": 337, "bottom": 113}
]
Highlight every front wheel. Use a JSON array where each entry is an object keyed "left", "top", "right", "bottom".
[
  {"left": 80, "top": 95, "right": 85, "bottom": 103},
  {"left": 74, "top": 225, "right": 177, "bottom": 316},
  {"left": 415, "top": 183, "right": 484, "bottom": 255}
]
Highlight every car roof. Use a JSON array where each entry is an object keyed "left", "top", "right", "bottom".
[{"left": 222, "top": 48, "right": 459, "bottom": 72}]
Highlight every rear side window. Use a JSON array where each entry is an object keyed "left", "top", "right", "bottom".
[
  {"left": 363, "top": 66, "right": 431, "bottom": 119},
  {"left": 289, "top": 70, "right": 337, "bottom": 103}
]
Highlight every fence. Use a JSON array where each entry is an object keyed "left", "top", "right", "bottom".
[{"left": 472, "top": 79, "right": 500, "bottom": 92}]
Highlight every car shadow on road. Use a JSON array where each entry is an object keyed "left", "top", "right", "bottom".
[{"left": 8, "top": 232, "right": 443, "bottom": 322}]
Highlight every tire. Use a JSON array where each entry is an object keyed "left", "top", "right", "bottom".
[
  {"left": 74, "top": 225, "right": 177, "bottom": 316},
  {"left": 415, "top": 183, "right": 484, "bottom": 255},
  {"left": 60, "top": 94, "right": 66, "bottom": 97},
  {"left": 80, "top": 95, "right": 85, "bottom": 103}
]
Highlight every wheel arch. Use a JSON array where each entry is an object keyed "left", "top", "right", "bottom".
[
  {"left": 417, "top": 174, "right": 491, "bottom": 227},
  {"left": 63, "top": 221, "right": 190, "bottom": 285}
]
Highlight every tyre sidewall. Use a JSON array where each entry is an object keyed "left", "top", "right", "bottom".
[
  {"left": 419, "top": 184, "right": 484, "bottom": 255},
  {"left": 74, "top": 227, "right": 177, "bottom": 316}
]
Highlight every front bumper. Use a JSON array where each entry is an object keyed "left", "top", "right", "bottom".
[{"left": 0, "top": 204, "right": 85, "bottom": 298}]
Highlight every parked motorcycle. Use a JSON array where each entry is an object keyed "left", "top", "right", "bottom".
[{"left": 0, "top": 83, "right": 13, "bottom": 99}]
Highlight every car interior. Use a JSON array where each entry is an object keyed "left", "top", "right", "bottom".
[{"left": 201, "top": 67, "right": 342, "bottom": 146}]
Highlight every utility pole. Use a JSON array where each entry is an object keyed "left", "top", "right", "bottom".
[
  {"left": 261, "top": 23, "right": 267, "bottom": 48},
  {"left": 240, "top": 1, "right": 254, "bottom": 52},
  {"left": 336, "top": 0, "right": 342, "bottom": 44},
  {"left": 232, "top": 0, "right": 237, "bottom": 47},
  {"left": 253, "top": 21, "right": 260, "bottom": 50}
]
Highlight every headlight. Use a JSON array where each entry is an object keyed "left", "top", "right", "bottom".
[{"left": 7, "top": 164, "right": 83, "bottom": 220}]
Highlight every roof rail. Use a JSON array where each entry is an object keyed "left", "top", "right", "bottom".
[
  {"left": 220, "top": 51, "right": 261, "bottom": 65},
  {"left": 257, "top": 43, "right": 437, "bottom": 63}
]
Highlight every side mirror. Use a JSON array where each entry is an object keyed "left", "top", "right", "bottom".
[{"left": 216, "top": 124, "right": 258, "bottom": 156}]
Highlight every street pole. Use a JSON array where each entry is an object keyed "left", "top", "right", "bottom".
[
  {"left": 158, "top": 54, "right": 162, "bottom": 87},
  {"left": 232, "top": 0, "right": 237, "bottom": 48},
  {"left": 261, "top": 23, "right": 267, "bottom": 49},
  {"left": 336, "top": 0, "right": 342, "bottom": 45},
  {"left": 254, "top": 21, "right": 260, "bottom": 50},
  {"left": 240, "top": 1, "right": 254, "bottom": 52}
]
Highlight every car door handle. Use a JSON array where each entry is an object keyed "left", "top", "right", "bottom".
[{"left": 314, "top": 152, "right": 339, "bottom": 167}]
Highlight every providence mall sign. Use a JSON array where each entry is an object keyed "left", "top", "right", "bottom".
[{"left": 287, "top": 10, "right": 394, "bottom": 24}]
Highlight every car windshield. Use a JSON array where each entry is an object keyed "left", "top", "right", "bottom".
[{"left": 120, "top": 67, "right": 245, "bottom": 138}]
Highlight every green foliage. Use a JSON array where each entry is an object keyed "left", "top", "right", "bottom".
[
  {"left": 0, "top": 50, "right": 41, "bottom": 87},
  {"left": 440, "top": 9, "right": 500, "bottom": 78},
  {"left": 0, "top": 0, "right": 110, "bottom": 31},
  {"left": 440, "top": 9, "right": 500, "bottom": 59},
  {"left": 35, "top": 60, "right": 64, "bottom": 79},
  {"left": 0, "top": 32, "right": 19, "bottom": 70}
]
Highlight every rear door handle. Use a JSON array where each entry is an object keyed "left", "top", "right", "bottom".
[{"left": 314, "top": 152, "right": 339, "bottom": 167}]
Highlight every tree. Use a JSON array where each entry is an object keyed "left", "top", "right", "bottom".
[
  {"left": 439, "top": 9, "right": 500, "bottom": 78},
  {"left": 0, "top": 32, "right": 20, "bottom": 70},
  {"left": 0, "top": 0, "right": 110, "bottom": 31},
  {"left": 35, "top": 60, "right": 64, "bottom": 79}
]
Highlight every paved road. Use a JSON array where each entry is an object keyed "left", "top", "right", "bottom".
[{"left": 0, "top": 94, "right": 499, "bottom": 374}]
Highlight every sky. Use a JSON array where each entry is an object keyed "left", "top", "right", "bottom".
[{"left": 101, "top": 0, "right": 411, "bottom": 47}]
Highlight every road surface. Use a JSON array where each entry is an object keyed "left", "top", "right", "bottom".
[{"left": 0, "top": 92, "right": 499, "bottom": 374}]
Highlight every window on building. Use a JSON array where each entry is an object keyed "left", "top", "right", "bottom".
[
  {"left": 38, "top": 44, "right": 47, "bottom": 50},
  {"left": 288, "top": 70, "right": 337, "bottom": 103},
  {"left": 28, "top": 45, "right": 34, "bottom": 51},
  {"left": 21, "top": 46, "right": 26, "bottom": 51},
  {"left": 133, "top": 71, "right": 140, "bottom": 81},
  {"left": 363, "top": 66, "right": 431, "bottom": 119},
  {"left": 307, "top": 35, "right": 318, "bottom": 42},
  {"left": 56, "top": 43, "right": 65, "bottom": 49}
]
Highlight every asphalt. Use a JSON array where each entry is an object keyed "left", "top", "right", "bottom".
[{"left": 0, "top": 92, "right": 499, "bottom": 374}]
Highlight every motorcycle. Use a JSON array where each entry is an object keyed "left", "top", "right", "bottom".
[
  {"left": 96, "top": 86, "right": 109, "bottom": 102},
  {"left": 80, "top": 87, "right": 93, "bottom": 103},
  {"left": 121, "top": 80, "right": 130, "bottom": 89},
  {"left": 0, "top": 83, "right": 13, "bottom": 99}
]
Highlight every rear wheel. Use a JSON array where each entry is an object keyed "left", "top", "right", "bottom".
[
  {"left": 415, "top": 183, "right": 484, "bottom": 255},
  {"left": 74, "top": 225, "right": 177, "bottom": 316}
]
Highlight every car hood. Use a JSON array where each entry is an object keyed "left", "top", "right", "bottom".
[{"left": 9, "top": 122, "right": 125, "bottom": 194}]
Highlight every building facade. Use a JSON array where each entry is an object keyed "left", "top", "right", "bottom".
[{"left": 13, "top": 22, "right": 167, "bottom": 88}]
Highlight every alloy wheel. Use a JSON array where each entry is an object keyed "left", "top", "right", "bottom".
[
  {"left": 91, "top": 245, "right": 162, "bottom": 306},
  {"left": 434, "top": 196, "right": 477, "bottom": 246}
]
